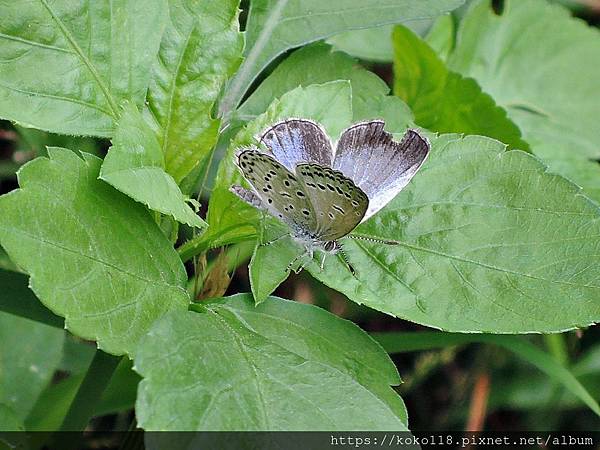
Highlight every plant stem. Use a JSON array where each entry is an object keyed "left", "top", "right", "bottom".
[{"left": 544, "top": 333, "right": 569, "bottom": 365}]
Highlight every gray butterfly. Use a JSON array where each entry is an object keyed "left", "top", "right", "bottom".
[{"left": 231, "top": 119, "right": 430, "bottom": 272}]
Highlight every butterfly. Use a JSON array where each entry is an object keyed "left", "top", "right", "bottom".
[{"left": 231, "top": 119, "right": 430, "bottom": 273}]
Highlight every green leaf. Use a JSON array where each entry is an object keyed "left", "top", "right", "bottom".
[
  {"left": 135, "top": 295, "right": 408, "bottom": 431},
  {"left": 200, "top": 81, "right": 353, "bottom": 260},
  {"left": 249, "top": 223, "right": 302, "bottom": 304},
  {"left": 144, "top": 0, "right": 243, "bottom": 183},
  {"left": 236, "top": 43, "right": 389, "bottom": 123},
  {"left": 100, "top": 102, "right": 206, "bottom": 229},
  {"left": 327, "top": 26, "right": 395, "bottom": 62},
  {"left": 308, "top": 134, "right": 600, "bottom": 333},
  {"left": 0, "top": 149, "right": 189, "bottom": 356},
  {"left": 220, "top": 75, "right": 600, "bottom": 333},
  {"left": 373, "top": 332, "right": 600, "bottom": 417},
  {"left": 0, "top": 312, "right": 64, "bottom": 421},
  {"left": 447, "top": 0, "right": 600, "bottom": 200},
  {"left": 218, "top": 0, "right": 466, "bottom": 118},
  {"left": 392, "top": 25, "right": 528, "bottom": 150},
  {"left": 0, "top": 0, "right": 167, "bottom": 136},
  {"left": 0, "top": 404, "right": 24, "bottom": 431}
]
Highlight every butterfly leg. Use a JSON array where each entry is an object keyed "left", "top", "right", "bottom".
[
  {"left": 287, "top": 250, "right": 309, "bottom": 274},
  {"left": 320, "top": 252, "right": 327, "bottom": 271},
  {"left": 255, "top": 210, "right": 292, "bottom": 248},
  {"left": 293, "top": 248, "right": 313, "bottom": 274},
  {"left": 259, "top": 232, "right": 290, "bottom": 247}
]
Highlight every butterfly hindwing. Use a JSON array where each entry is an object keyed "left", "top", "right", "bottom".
[
  {"left": 259, "top": 119, "right": 334, "bottom": 172},
  {"left": 295, "top": 163, "right": 368, "bottom": 241},
  {"left": 235, "top": 148, "right": 317, "bottom": 232}
]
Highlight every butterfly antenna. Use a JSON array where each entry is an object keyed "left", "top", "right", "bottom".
[
  {"left": 348, "top": 234, "right": 400, "bottom": 246},
  {"left": 337, "top": 246, "right": 358, "bottom": 279}
]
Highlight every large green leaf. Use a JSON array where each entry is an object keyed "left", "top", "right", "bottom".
[
  {"left": 218, "top": 0, "right": 465, "bottom": 118},
  {"left": 244, "top": 133, "right": 600, "bottom": 332},
  {"left": 100, "top": 102, "right": 205, "bottom": 228},
  {"left": 0, "top": 149, "right": 189, "bottom": 355},
  {"left": 217, "top": 77, "right": 600, "bottom": 332},
  {"left": 447, "top": 0, "right": 600, "bottom": 200},
  {"left": 144, "top": 0, "right": 243, "bottom": 183},
  {"left": 392, "top": 25, "right": 528, "bottom": 150},
  {"left": 0, "top": 0, "right": 166, "bottom": 137},
  {"left": 0, "top": 312, "right": 64, "bottom": 420},
  {"left": 308, "top": 134, "right": 600, "bottom": 333},
  {"left": 135, "top": 295, "right": 408, "bottom": 431}
]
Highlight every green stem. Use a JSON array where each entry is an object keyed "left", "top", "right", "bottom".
[
  {"left": 58, "top": 350, "right": 121, "bottom": 431},
  {"left": 544, "top": 333, "right": 569, "bottom": 365}
]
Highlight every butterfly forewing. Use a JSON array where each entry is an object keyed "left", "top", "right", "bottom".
[
  {"left": 295, "top": 163, "right": 368, "bottom": 241},
  {"left": 235, "top": 149, "right": 317, "bottom": 232}
]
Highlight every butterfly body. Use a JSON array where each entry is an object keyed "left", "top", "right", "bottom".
[{"left": 231, "top": 119, "right": 430, "bottom": 270}]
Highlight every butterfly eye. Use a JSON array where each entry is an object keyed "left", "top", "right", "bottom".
[{"left": 324, "top": 241, "right": 337, "bottom": 252}]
